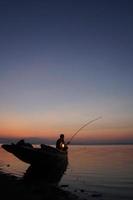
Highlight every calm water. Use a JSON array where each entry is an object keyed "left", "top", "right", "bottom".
[{"left": 0, "top": 144, "right": 133, "bottom": 199}]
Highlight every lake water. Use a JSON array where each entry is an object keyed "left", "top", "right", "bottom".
[{"left": 0, "top": 144, "right": 133, "bottom": 200}]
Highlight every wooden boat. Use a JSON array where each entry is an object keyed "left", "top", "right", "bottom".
[
  {"left": 2, "top": 143, "right": 68, "bottom": 183},
  {"left": 2, "top": 143, "right": 67, "bottom": 164}
]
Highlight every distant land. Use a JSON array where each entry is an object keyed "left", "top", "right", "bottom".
[{"left": 0, "top": 137, "right": 133, "bottom": 145}]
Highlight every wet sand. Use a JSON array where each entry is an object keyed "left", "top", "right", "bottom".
[
  {"left": 1, "top": 172, "right": 131, "bottom": 200},
  {"left": 0, "top": 172, "right": 105, "bottom": 200},
  {"left": 0, "top": 172, "right": 80, "bottom": 200}
]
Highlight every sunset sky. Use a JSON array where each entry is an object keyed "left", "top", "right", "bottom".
[{"left": 0, "top": 0, "right": 133, "bottom": 144}]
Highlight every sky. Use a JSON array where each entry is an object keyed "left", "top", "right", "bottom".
[{"left": 0, "top": 0, "right": 133, "bottom": 144}]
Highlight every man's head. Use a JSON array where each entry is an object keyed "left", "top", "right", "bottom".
[{"left": 60, "top": 134, "right": 64, "bottom": 139}]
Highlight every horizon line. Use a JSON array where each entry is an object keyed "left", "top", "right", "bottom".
[{"left": 0, "top": 136, "right": 133, "bottom": 145}]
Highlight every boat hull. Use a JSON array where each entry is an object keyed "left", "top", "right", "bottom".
[{"left": 2, "top": 144, "right": 68, "bottom": 183}]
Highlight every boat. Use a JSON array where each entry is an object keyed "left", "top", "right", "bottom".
[{"left": 2, "top": 142, "right": 68, "bottom": 183}]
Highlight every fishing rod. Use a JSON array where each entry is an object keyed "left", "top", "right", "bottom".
[{"left": 68, "top": 116, "right": 102, "bottom": 144}]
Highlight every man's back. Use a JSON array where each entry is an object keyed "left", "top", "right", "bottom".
[{"left": 56, "top": 138, "right": 62, "bottom": 149}]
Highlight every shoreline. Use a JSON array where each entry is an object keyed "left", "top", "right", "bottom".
[
  {"left": 1, "top": 172, "right": 132, "bottom": 200},
  {"left": 0, "top": 172, "right": 80, "bottom": 200},
  {"left": 0, "top": 171, "right": 105, "bottom": 200}
]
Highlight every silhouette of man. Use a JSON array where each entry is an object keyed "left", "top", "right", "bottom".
[{"left": 56, "top": 134, "right": 68, "bottom": 151}]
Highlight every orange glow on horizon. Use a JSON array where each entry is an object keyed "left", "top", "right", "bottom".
[
  {"left": 0, "top": 113, "right": 133, "bottom": 143},
  {"left": 0, "top": 125, "right": 133, "bottom": 143}
]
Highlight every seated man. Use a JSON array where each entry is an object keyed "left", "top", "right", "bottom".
[
  {"left": 16, "top": 139, "right": 33, "bottom": 148},
  {"left": 56, "top": 134, "right": 68, "bottom": 151},
  {"left": 16, "top": 139, "right": 25, "bottom": 146}
]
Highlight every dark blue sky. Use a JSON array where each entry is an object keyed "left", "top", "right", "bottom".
[
  {"left": 0, "top": 0, "right": 133, "bottom": 62},
  {"left": 0, "top": 0, "right": 133, "bottom": 143}
]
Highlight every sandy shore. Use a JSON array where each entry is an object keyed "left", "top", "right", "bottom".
[
  {"left": 1, "top": 172, "right": 130, "bottom": 200},
  {"left": 0, "top": 172, "right": 81, "bottom": 200},
  {"left": 0, "top": 172, "right": 104, "bottom": 200}
]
